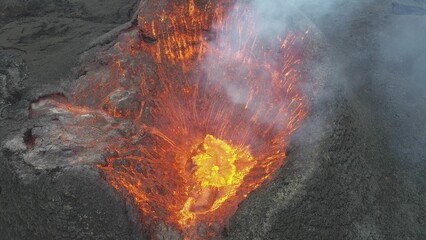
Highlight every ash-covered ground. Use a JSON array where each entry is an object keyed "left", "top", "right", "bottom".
[{"left": 0, "top": 0, "right": 425, "bottom": 239}]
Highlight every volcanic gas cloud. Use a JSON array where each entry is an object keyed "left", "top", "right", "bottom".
[{"left": 37, "top": 0, "right": 310, "bottom": 238}]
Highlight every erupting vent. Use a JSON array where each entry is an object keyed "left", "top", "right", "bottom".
[{"left": 66, "top": 0, "right": 309, "bottom": 238}]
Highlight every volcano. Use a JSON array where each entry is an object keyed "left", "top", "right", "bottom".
[
  {"left": 55, "top": 1, "right": 310, "bottom": 237},
  {"left": 3, "top": 0, "right": 426, "bottom": 239},
  {"left": 0, "top": 0, "right": 326, "bottom": 239}
]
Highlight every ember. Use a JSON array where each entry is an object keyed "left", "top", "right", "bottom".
[{"left": 70, "top": 0, "right": 309, "bottom": 238}]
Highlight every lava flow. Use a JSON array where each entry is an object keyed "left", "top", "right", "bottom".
[{"left": 70, "top": 0, "right": 309, "bottom": 238}]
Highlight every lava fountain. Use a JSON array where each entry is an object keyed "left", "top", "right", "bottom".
[{"left": 67, "top": 0, "right": 309, "bottom": 238}]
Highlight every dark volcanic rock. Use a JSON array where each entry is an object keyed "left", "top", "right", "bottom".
[
  {"left": 229, "top": 1, "right": 426, "bottom": 239},
  {"left": 0, "top": 151, "right": 146, "bottom": 240},
  {"left": 0, "top": 93, "right": 147, "bottom": 239},
  {"left": 0, "top": 0, "right": 139, "bottom": 24},
  {"left": 0, "top": 53, "right": 27, "bottom": 103},
  {"left": 0, "top": 1, "right": 147, "bottom": 239},
  {"left": 0, "top": 62, "right": 147, "bottom": 239},
  {"left": 0, "top": 0, "right": 139, "bottom": 87}
]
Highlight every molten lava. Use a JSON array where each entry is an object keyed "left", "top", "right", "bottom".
[
  {"left": 70, "top": 0, "right": 309, "bottom": 238},
  {"left": 179, "top": 134, "right": 255, "bottom": 226}
]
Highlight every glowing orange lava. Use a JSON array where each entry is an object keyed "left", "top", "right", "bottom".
[
  {"left": 178, "top": 134, "right": 255, "bottom": 226},
  {"left": 71, "top": 0, "right": 309, "bottom": 238}
]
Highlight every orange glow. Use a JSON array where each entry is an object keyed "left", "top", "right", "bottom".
[
  {"left": 70, "top": 0, "right": 309, "bottom": 238},
  {"left": 178, "top": 134, "right": 255, "bottom": 226}
]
